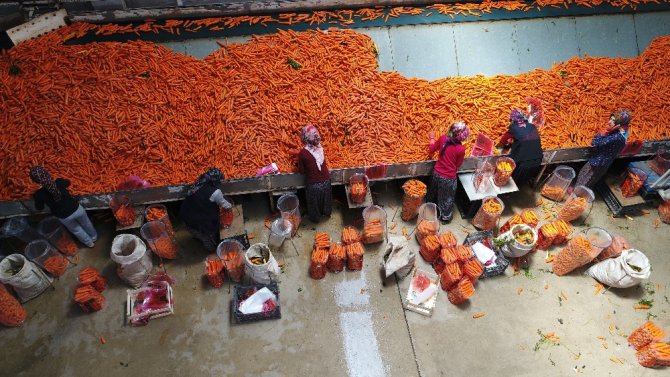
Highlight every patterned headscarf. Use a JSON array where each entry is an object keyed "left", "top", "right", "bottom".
[
  {"left": 300, "top": 125, "right": 321, "bottom": 146},
  {"left": 187, "top": 167, "right": 224, "bottom": 196},
  {"left": 29, "top": 166, "right": 61, "bottom": 201},
  {"left": 612, "top": 110, "right": 631, "bottom": 128},
  {"left": 510, "top": 109, "right": 527, "bottom": 126},
  {"left": 450, "top": 121, "right": 471, "bottom": 142}
]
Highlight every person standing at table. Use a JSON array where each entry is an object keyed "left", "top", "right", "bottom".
[
  {"left": 297, "top": 125, "right": 332, "bottom": 223},
  {"left": 498, "top": 109, "right": 544, "bottom": 188}
]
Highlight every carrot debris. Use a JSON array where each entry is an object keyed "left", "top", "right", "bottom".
[
  {"left": 561, "top": 291, "right": 568, "bottom": 301},
  {"left": 517, "top": 287, "right": 523, "bottom": 295},
  {"left": 100, "top": 336, "right": 106, "bottom": 345},
  {"left": 594, "top": 282, "right": 604, "bottom": 295},
  {"left": 472, "top": 313, "right": 486, "bottom": 319},
  {"left": 634, "top": 305, "right": 651, "bottom": 310},
  {"left": 0, "top": 283, "right": 27, "bottom": 327},
  {"left": 247, "top": 233, "right": 256, "bottom": 240}
]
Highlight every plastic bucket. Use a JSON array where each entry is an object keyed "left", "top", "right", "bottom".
[
  {"left": 144, "top": 204, "right": 175, "bottom": 238},
  {"left": 140, "top": 220, "right": 177, "bottom": 259},
  {"left": 502, "top": 224, "right": 537, "bottom": 258},
  {"left": 268, "top": 218, "right": 292, "bottom": 251},
  {"left": 541, "top": 165, "right": 576, "bottom": 201},
  {"left": 362, "top": 205, "right": 386, "bottom": 244},
  {"left": 216, "top": 239, "right": 245, "bottom": 282},
  {"left": 277, "top": 194, "right": 300, "bottom": 237},
  {"left": 37, "top": 216, "right": 78, "bottom": 256},
  {"left": 585, "top": 227, "right": 612, "bottom": 254},
  {"left": 349, "top": 173, "right": 369, "bottom": 204},
  {"left": 110, "top": 194, "right": 135, "bottom": 227}
]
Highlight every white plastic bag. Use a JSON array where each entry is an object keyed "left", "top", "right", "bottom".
[
  {"left": 244, "top": 244, "right": 279, "bottom": 285},
  {"left": 585, "top": 249, "right": 650, "bottom": 288},
  {"left": 381, "top": 236, "right": 415, "bottom": 279},
  {"left": 111, "top": 234, "right": 153, "bottom": 288},
  {"left": 0, "top": 254, "right": 53, "bottom": 302},
  {"left": 239, "top": 287, "right": 277, "bottom": 314}
]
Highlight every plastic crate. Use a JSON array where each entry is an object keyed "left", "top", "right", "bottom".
[
  {"left": 126, "top": 281, "right": 174, "bottom": 325},
  {"left": 463, "top": 230, "right": 509, "bottom": 278},
  {"left": 470, "top": 133, "right": 495, "bottom": 157},
  {"left": 223, "top": 232, "right": 250, "bottom": 250},
  {"left": 232, "top": 282, "right": 281, "bottom": 324}
]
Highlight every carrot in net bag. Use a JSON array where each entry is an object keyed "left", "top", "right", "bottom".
[
  {"left": 440, "top": 262, "right": 463, "bottom": 291},
  {"left": 350, "top": 182, "right": 367, "bottom": 203},
  {"left": 433, "top": 247, "right": 458, "bottom": 275},
  {"left": 520, "top": 209, "right": 539, "bottom": 227},
  {"left": 493, "top": 158, "right": 515, "bottom": 186},
  {"left": 310, "top": 247, "right": 329, "bottom": 280},
  {"left": 419, "top": 234, "right": 440, "bottom": 263},
  {"left": 456, "top": 245, "right": 474, "bottom": 263},
  {"left": 341, "top": 226, "right": 361, "bottom": 245},
  {"left": 437, "top": 232, "right": 457, "bottom": 248},
  {"left": 314, "top": 232, "right": 331, "bottom": 249},
  {"left": 636, "top": 342, "right": 670, "bottom": 368},
  {"left": 78, "top": 267, "right": 107, "bottom": 292},
  {"left": 552, "top": 235, "right": 597, "bottom": 276},
  {"left": 345, "top": 242, "right": 364, "bottom": 271},
  {"left": 401, "top": 180, "right": 427, "bottom": 221},
  {"left": 205, "top": 257, "right": 225, "bottom": 288},
  {"left": 148, "top": 206, "right": 176, "bottom": 238},
  {"left": 447, "top": 278, "right": 475, "bottom": 305},
  {"left": 416, "top": 220, "right": 437, "bottom": 241},
  {"left": 628, "top": 321, "right": 666, "bottom": 351},
  {"left": 327, "top": 242, "right": 346, "bottom": 273},
  {"left": 223, "top": 251, "right": 245, "bottom": 282},
  {"left": 463, "top": 258, "right": 483, "bottom": 283},
  {"left": 363, "top": 220, "right": 384, "bottom": 244},
  {"left": 595, "top": 235, "right": 629, "bottom": 261},
  {"left": 219, "top": 206, "right": 234, "bottom": 229},
  {"left": 0, "top": 283, "right": 27, "bottom": 327},
  {"left": 113, "top": 205, "right": 136, "bottom": 227},
  {"left": 552, "top": 220, "right": 572, "bottom": 245},
  {"left": 658, "top": 200, "right": 670, "bottom": 224},
  {"left": 43, "top": 255, "right": 69, "bottom": 277},
  {"left": 472, "top": 197, "right": 503, "bottom": 230}
]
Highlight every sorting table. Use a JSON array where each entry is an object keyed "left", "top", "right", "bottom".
[{"left": 456, "top": 173, "right": 519, "bottom": 219}]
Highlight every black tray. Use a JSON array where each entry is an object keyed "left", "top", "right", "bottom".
[
  {"left": 463, "top": 230, "right": 509, "bottom": 278},
  {"left": 232, "top": 282, "right": 281, "bottom": 324}
]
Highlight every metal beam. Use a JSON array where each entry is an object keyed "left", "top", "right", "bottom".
[{"left": 1, "top": 140, "right": 668, "bottom": 218}]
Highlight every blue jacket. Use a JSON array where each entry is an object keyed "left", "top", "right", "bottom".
[{"left": 588, "top": 131, "right": 626, "bottom": 167}]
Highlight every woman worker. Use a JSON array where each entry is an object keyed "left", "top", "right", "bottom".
[
  {"left": 498, "top": 109, "right": 544, "bottom": 188},
  {"left": 427, "top": 122, "right": 471, "bottom": 223},
  {"left": 575, "top": 110, "right": 630, "bottom": 189},
  {"left": 297, "top": 125, "right": 332, "bottom": 223},
  {"left": 29, "top": 166, "right": 98, "bottom": 247},
  {"left": 179, "top": 168, "right": 232, "bottom": 251}
]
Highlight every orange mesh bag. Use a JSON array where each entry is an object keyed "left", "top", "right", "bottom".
[
  {"left": 205, "top": 256, "right": 225, "bottom": 288},
  {"left": 595, "top": 235, "right": 629, "bottom": 261},
  {"left": 345, "top": 242, "right": 364, "bottom": 271},
  {"left": 416, "top": 220, "right": 438, "bottom": 242},
  {"left": 440, "top": 262, "right": 462, "bottom": 291},
  {"left": 437, "top": 232, "right": 457, "bottom": 249},
  {"left": 310, "top": 247, "right": 329, "bottom": 280},
  {"left": 401, "top": 180, "right": 427, "bottom": 221},
  {"left": 433, "top": 247, "right": 458, "bottom": 275},
  {"left": 552, "top": 220, "right": 572, "bottom": 245},
  {"left": 419, "top": 234, "right": 440, "bottom": 263},
  {"left": 341, "top": 226, "right": 361, "bottom": 245},
  {"left": 447, "top": 278, "right": 475, "bottom": 305},
  {"left": 636, "top": 343, "right": 670, "bottom": 368},
  {"left": 659, "top": 200, "right": 670, "bottom": 224},
  {"left": 463, "top": 258, "right": 484, "bottom": 284},
  {"left": 327, "top": 242, "right": 346, "bottom": 273},
  {"left": 552, "top": 235, "right": 598, "bottom": 276},
  {"left": 628, "top": 321, "right": 666, "bottom": 351},
  {"left": 456, "top": 245, "right": 473, "bottom": 263},
  {"left": 0, "top": 283, "right": 27, "bottom": 327}
]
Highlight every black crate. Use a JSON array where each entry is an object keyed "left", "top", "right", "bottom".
[
  {"left": 463, "top": 230, "right": 509, "bottom": 278},
  {"left": 223, "top": 232, "right": 250, "bottom": 250},
  {"left": 232, "top": 282, "right": 281, "bottom": 324}
]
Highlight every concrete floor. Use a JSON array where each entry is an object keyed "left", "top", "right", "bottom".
[{"left": 1, "top": 178, "right": 669, "bottom": 377}]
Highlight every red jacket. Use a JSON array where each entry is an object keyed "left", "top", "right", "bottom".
[{"left": 429, "top": 135, "right": 465, "bottom": 179}]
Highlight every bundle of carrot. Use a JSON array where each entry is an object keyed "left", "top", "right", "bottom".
[
  {"left": 78, "top": 267, "right": 107, "bottom": 292},
  {"left": 541, "top": 184, "right": 567, "bottom": 202},
  {"left": 341, "top": 226, "right": 361, "bottom": 245},
  {"left": 314, "top": 232, "right": 331, "bottom": 249},
  {"left": 536, "top": 222, "right": 558, "bottom": 250},
  {"left": 440, "top": 262, "right": 463, "bottom": 291},
  {"left": 463, "top": 258, "right": 484, "bottom": 284},
  {"left": 223, "top": 251, "right": 245, "bottom": 282},
  {"left": 2, "top": 27, "right": 670, "bottom": 201},
  {"left": 472, "top": 197, "right": 504, "bottom": 230},
  {"left": 551, "top": 220, "right": 572, "bottom": 245},
  {"left": 456, "top": 245, "right": 474, "bottom": 262},
  {"left": 205, "top": 256, "right": 225, "bottom": 288},
  {"left": 146, "top": 206, "right": 175, "bottom": 238},
  {"left": 219, "top": 206, "right": 234, "bottom": 229},
  {"left": 54, "top": 232, "right": 78, "bottom": 256},
  {"left": 43, "top": 254, "right": 68, "bottom": 277},
  {"left": 350, "top": 182, "right": 367, "bottom": 203},
  {"left": 628, "top": 321, "right": 666, "bottom": 350},
  {"left": 362, "top": 219, "right": 384, "bottom": 244},
  {"left": 433, "top": 247, "right": 458, "bottom": 275},
  {"left": 401, "top": 180, "right": 427, "bottom": 221},
  {"left": 447, "top": 277, "right": 476, "bottom": 305},
  {"left": 310, "top": 247, "right": 329, "bottom": 280},
  {"left": 501, "top": 209, "right": 540, "bottom": 232},
  {"left": 658, "top": 200, "right": 670, "bottom": 224},
  {"left": 595, "top": 234, "right": 629, "bottom": 261},
  {"left": 74, "top": 285, "right": 106, "bottom": 313},
  {"left": 113, "top": 205, "right": 136, "bottom": 227},
  {"left": 493, "top": 158, "right": 515, "bottom": 186},
  {"left": 557, "top": 195, "right": 589, "bottom": 222},
  {"left": 418, "top": 234, "right": 440, "bottom": 263},
  {"left": 620, "top": 169, "right": 646, "bottom": 198},
  {"left": 416, "top": 220, "right": 437, "bottom": 242},
  {"left": 345, "top": 242, "right": 364, "bottom": 271},
  {"left": 437, "top": 232, "right": 457, "bottom": 249},
  {"left": 0, "top": 283, "right": 27, "bottom": 327},
  {"left": 637, "top": 342, "right": 670, "bottom": 368},
  {"left": 552, "top": 235, "right": 597, "bottom": 276},
  {"left": 327, "top": 242, "right": 346, "bottom": 273}
]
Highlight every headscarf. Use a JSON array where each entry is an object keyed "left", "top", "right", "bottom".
[
  {"left": 187, "top": 167, "right": 224, "bottom": 196},
  {"left": 612, "top": 110, "right": 631, "bottom": 128},
  {"left": 301, "top": 125, "right": 325, "bottom": 171},
  {"left": 29, "top": 166, "right": 61, "bottom": 201},
  {"left": 441, "top": 122, "right": 471, "bottom": 155},
  {"left": 510, "top": 109, "right": 527, "bottom": 127}
]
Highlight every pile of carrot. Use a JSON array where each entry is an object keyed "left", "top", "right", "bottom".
[
  {"left": 310, "top": 247, "right": 329, "bottom": 280},
  {"left": 54, "top": 233, "right": 78, "bottom": 256},
  {"left": 205, "top": 256, "right": 225, "bottom": 288},
  {"left": 629, "top": 321, "right": 666, "bottom": 350},
  {"left": 222, "top": 251, "right": 245, "bottom": 282},
  {"left": 447, "top": 277, "right": 476, "bottom": 305},
  {"left": 472, "top": 197, "right": 504, "bottom": 230},
  {"left": 327, "top": 242, "right": 346, "bottom": 273},
  {"left": 595, "top": 234, "right": 629, "bottom": 261},
  {"left": 419, "top": 234, "right": 440, "bottom": 263},
  {"left": 620, "top": 169, "right": 646, "bottom": 198},
  {"left": 345, "top": 242, "right": 364, "bottom": 271},
  {"left": 401, "top": 180, "right": 427, "bottom": 221},
  {"left": 0, "top": 283, "right": 27, "bottom": 327},
  {"left": 493, "top": 158, "right": 515, "bottom": 186},
  {"left": 43, "top": 255, "right": 68, "bottom": 277},
  {"left": 557, "top": 195, "right": 589, "bottom": 222},
  {"left": 1, "top": 26, "right": 670, "bottom": 201},
  {"left": 362, "top": 219, "right": 384, "bottom": 244},
  {"left": 341, "top": 226, "right": 361, "bottom": 245},
  {"left": 146, "top": 206, "right": 175, "bottom": 238},
  {"left": 553, "top": 235, "right": 597, "bottom": 276},
  {"left": 658, "top": 200, "right": 670, "bottom": 224},
  {"left": 416, "top": 219, "right": 437, "bottom": 242},
  {"left": 113, "top": 206, "right": 136, "bottom": 228},
  {"left": 437, "top": 232, "right": 457, "bottom": 249},
  {"left": 74, "top": 284, "right": 105, "bottom": 312},
  {"left": 78, "top": 266, "right": 107, "bottom": 292},
  {"left": 350, "top": 182, "right": 367, "bottom": 203}
]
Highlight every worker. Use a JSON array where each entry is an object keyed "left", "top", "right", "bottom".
[
  {"left": 575, "top": 110, "right": 630, "bottom": 189},
  {"left": 427, "top": 122, "right": 471, "bottom": 223},
  {"left": 29, "top": 166, "right": 97, "bottom": 247},
  {"left": 498, "top": 109, "right": 544, "bottom": 187},
  {"left": 297, "top": 125, "right": 332, "bottom": 223},
  {"left": 179, "top": 167, "right": 232, "bottom": 251}
]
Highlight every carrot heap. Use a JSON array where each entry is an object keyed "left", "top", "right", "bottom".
[
  {"left": 310, "top": 246, "right": 329, "bottom": 279},
  {"left": 463, "top": 258, "right": 484, "bottom": 284},
  {"left": 350, "top": 182, "right": 367, "bottom": 203},
  {"left": 362, "top": 219, "right": 384, "bottom": 244},
  {"left": 433, "top": 247, "right": 458, "bottom": 275},
  {"left": 401, "top": 180, "right": 427, "bottom": 221},
  {"left": 54, "top": 232, "right": 78, "bottom": 256},
  {"left": 2, "top": 29, "right": 670, "bottom": 201},
  {"left": 43, "top": 255, "right": 68, "bottom": 277},
  {"left": 345, "top": 242, "right": 364, "bottom": 271},
  {"left": 327, "top": 242, "right": 346, "bottom": 273},
  {"left": 447, "top": 277, "right": 476, "bottom": 305},
  {"left": 557, "top": 196, "right": 589, "bottom": 222},
  {"left": 113, "top": 205, "right": 136, "bottom": 227},
  {"left": 78, "top": 267, "right": 107, "bottom": 292},
  {"left": 416, "top": 220, "right": 437, "bottom": 241},
  {"left": 419, "top": 234, "right": 440, "bottom": 263},
  {"left": 553, "top": 235, "right": 597, "bottom": 276},
  {"left": 437, "top": 232, "right": 457, "bottom": 249},
  {"left": 74, "top": 285, "right": 105, "bottom": 313},
  {"left": 658, "top": 200, "right": 670, "bottom": 224},
  {"left": 472, "top": 197, "right": 504, "bottom": 230},
  {"left": 341, "top": 226, "right": 361, "bottom": 245},
  {"left": 541, "top": 184, "right": 567, "bottom": 202},
  {"left": 493, "top": 158, "right": 515, "bottom": 186},
  {"left": 440, "top": 262, "right": 463, "bottom": 290},
  {"left": 0, "top": 283, "right": 27, "bottom": 327},
  {"left": 636, "top": 342, "right": 670, "bottom": 368},
  {"left": 223, "top": 251, "right": 245, "bottom": 282},
  {"left": 205, "top": 257, "right": 225, "bottom": 288},
  {"left": 628, "top": 321, "right": 666, "bottom": 350}
]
